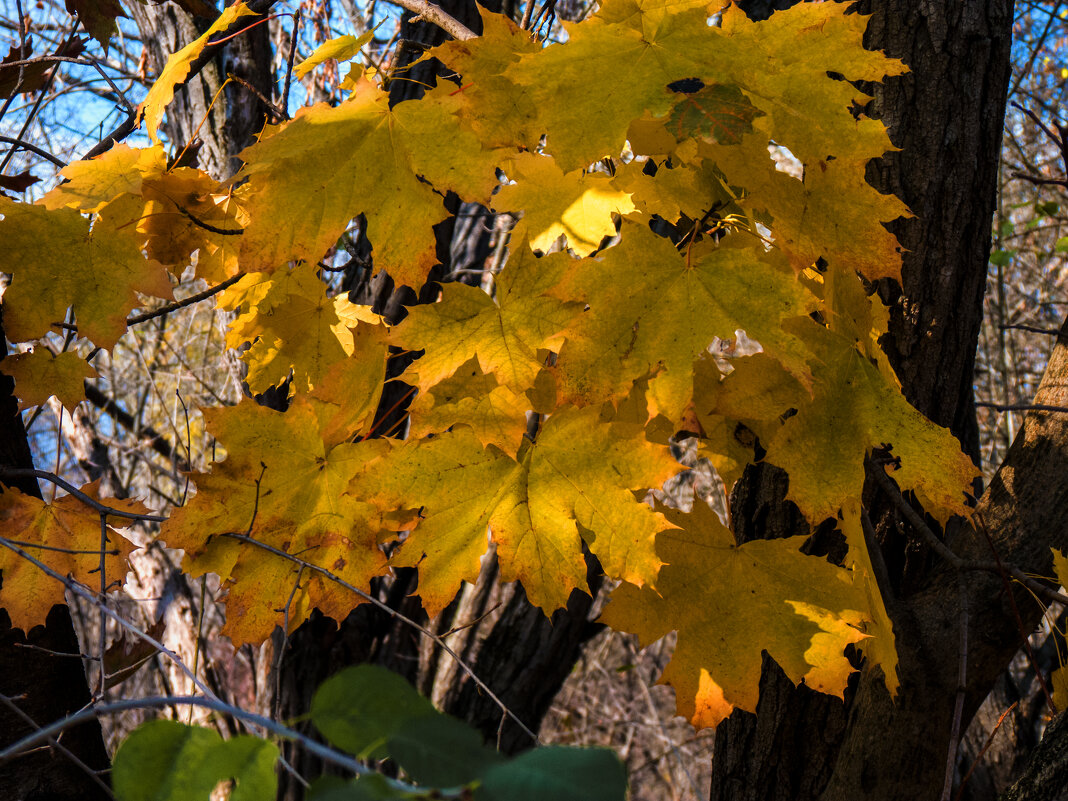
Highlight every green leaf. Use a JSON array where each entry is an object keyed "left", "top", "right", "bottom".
[
  {"left": 1055, "top": 236, "right": 1068, "bottom": 253},
  {"left": 665, "top": 82, "right": 764, "bottom": 145},
  {"left": 112, "top": 720, "right": 277, "bottom": 801},
  {"left": 476, "top": 746, "right": 627, "bottom": 801},
  {"left": 989, "top": 248, "right": 1014, "bottom": 267},
  {"left": 311, "top": 665, "right": 436, "bottom": 759},
  {"left": 307, "top": 775, "right": 413, "bottom": 801},
  {"left": 1035, "top": 200, "right": 1060, "bottom": 216},
  {"left": 389, "top": 714, "right": 503, "bottom": 787}
]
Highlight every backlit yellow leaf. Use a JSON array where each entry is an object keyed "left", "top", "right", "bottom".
[{"left": 1, "top": 349, "right": 98, "bottom": 411}]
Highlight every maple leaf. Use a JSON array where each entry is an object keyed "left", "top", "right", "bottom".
[
  {"left": 553, "top": 222, "right": 813, "bottom": 421},
  {"left": 500, "top": 0, "right": 717, "bottom": 170},
  {"left": 139, "top": 167, "right": 248, "bottom": 283},
  {"left": 609, "top": 155, "right": 732, "bottom": 224},
  {"left": 40, "top": 143, "right": 166, "bottom": 214},
  {"left": 764, "top": 320, "right": 978, "bottom": 524},
  {"left": 698, "top": 133, "right": 909, "bottom": 279},
  {"left": 139, "top": 3, "right": 258, "bottom": 144},
  {"left": 406, "top": 358, "right": 530, "bottom": 452},
  {"left": 64, "top": 0, "right": 125, "bottom": 49},
  {"left": 237, "top": 78, "right": 495, "bottom": 284},
  {"left": 662, "top": 81, "right": 764, "bottom": 145},
  {"left": 294, "top": 32, "right": 374, "bottom": 79},
  {"left": 0, "top": 196, "right": 173, "bottom": 348},
  {"left": 493, "top": 154, "right": 636, "bottom": 257},
  {"left": 161, "top": 397, "right": 390, "bottom": 644},
  {"left": 601, "top": 502, "right": 873, "bottom": 728},
  {"left": 0, "top": 170, "right": 39, "bottom": 194},
  {"left": 839, "top": 500, "right": 899, "bottom": 695},
  {"left": 394, "top": 236, "right": 582, "bottom": 396},
  {"left": 218, "top": 263, "right": 383, "bottom": 395},
  {"left": 0, "top": 482, "right": 140, "bottom": 632},
  {"left": 426, "top": 8, "right": 542, "bottom": 149},
  {"left": 362, "top": 407, "right": 680, "bottom": 616},
  {"left": 1, "top": 349, "right": 98, "bottom": 412}
]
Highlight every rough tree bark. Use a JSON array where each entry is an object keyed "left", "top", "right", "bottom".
[
  {"left": 709, "top": 3, "right": 1049, "bottom": 801},
  {"left": 0, "top": 309, "right": 111, "bottom": 800}
]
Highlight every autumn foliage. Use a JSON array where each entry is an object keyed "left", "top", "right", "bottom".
[{"left": 1, "top": 0, "right": 984, "bottom": 732}]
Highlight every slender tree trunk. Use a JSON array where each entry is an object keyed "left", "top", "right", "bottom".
[
  {"left": 274, "top": 5, "right": 604, "bottom": 798},
  {"left": 710, "top": 3, "right": 1022, "bottom": 800},
  {"left": 0, "top": 309, "right": 112, "bottom": 801}
]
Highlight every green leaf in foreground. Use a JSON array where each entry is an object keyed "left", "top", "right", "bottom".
[
  {"left": 476, "top": 746, "right": 627, "bottom": 801},
  {"left": 112, "top": 719, "right": 277, "bottom": 801},
  {"left": 310, "top": 664, "right": 437, "bottom": 759}
]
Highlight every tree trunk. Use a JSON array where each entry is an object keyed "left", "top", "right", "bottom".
[
  {"left": 273, "top": 5, "right": 604, "bottom": 798},
  {"left": 710, "top": 2, "right": 1018, "bottom": 800},
  {"left": 0, "top": 308, "right": 112, "bottom": 801}
]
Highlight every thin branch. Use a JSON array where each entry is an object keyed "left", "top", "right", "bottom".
[
  {"left": 0, "top": 695, "right": 428, "bottom": 796},
  {"left": 280, "top": 9, "right": 301, "bottom": 116},
  {"left": 0, "top": 694, "right": 115, "bottom": 800},
  {"left": 220, "top": 531, "right": 541, "bottom": 745},
  {"left": 870, "top": 467, "right": 1068, "bottom": 609},
  {"left": 0, "top": 468, "right": 166, "bottom": 521},
  {"left": 173, "top": 204, "right": 245, "bottom": 236},
  {"left": 385, "top": 0, "right": 476, "bottom": 40},
  {"left": 1000, "top": 324, "right": 1063, "bottom": 335},
  {"left": 0, "top": 537, "right": 213, "bottom": 700},
  {"left": 82, "top": 381, "right": 189, "bottom": 471},
  {"left": 976, "top": 402, "right": 1068, "bottom": 413},
  {"left": 0, "top": 135, "right": 66, "bottom": 168}
]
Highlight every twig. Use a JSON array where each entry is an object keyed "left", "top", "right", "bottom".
[
  {"left": 47, "top": 274, "right": 247, "bottom": 336},
  {"left": 1000, "top": 324, "right": 1062, "bottom": 335},
  {"left": 869, "top": 466, "right": 1068, "bottom": 609},
  {"left": 0, "top": 135, "right": 67, "bottom": 168},
  {"left": 0, "top": 468, "right": 166, "bottom": 522},
  {"left": 219, "top": 531, "right": 540, "bottom": 745},
  {"left": 976, "top": 402, "right": 1068, "bottom": 413},
  {"left": 0, "top": 695, "right": 427, "bottom": 795},
  {"left": 0, "top": 694, "right": 115, "bottom": 800},
  {"left": 0, "top": 537, "right": 213, "bottom": 699},
  {"left": 227, "top": 73, "right": 286, "bottom": 122},
  {"left": 385, "top": 0, "right": 476, "bottom": 40},
  {"left": 281, "top": 9, "right": 301, "bottom": 115},
  {"left": 174, "top": 204, "right": 245, "bottom": 236},
  {"left": 97, "top": 513, "right": 108, "bottom": 699},
  {"left": 954, "top": 701, "right": 1018, "bottom": 801},
  {"left": 941, "top": 573, "right": 969, "bottom": 801}
]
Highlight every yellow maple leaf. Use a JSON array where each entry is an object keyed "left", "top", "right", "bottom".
[
  {"left": 0, "top": 482, "right": 141, "bottom": 632},
  {"left": 39, "top": 143, "right": 166, "bottom": 213},
  {"left": 161, "top": 397, "right": 391, "bottom": 645},
  {"left": 426, "top": 8, "right": 541, "bottom": 150},
  {"left": 0, "top": 196, "right": 173, "bottom": 348},
  {"left": 139, "top": 167, "right": 248, "bottom": 283},
  {"left": 554, "top": 223, "right": 813, "bottom": 421},
  {"left": 394, "top": 236, "right": 582, "bottom": 396},
  {"left": 839, "top": 500, "right": 899, "bottom": 695},
  {"left": 765, "top": 320, "right": 978, "bottom": 525},
  {"left": 601, "top": 502, "right": 873, "bottom": 728},
  {"left": 218, "top": 263, "right": 376, "bottom": 395},
  {"left": 1, "top": 349, "right": 98, "bottom": 411},
  {"left": 698, "top": 134, "right": 909, "bottom": 279},
  {"left": 494, "top": 154, "right": 636, "bottom": 257},
  {"left": 362, "top": 407, "right": 680, "bottom": 616},
  {"left": 294, "top": 31, "right": 374, "bottom": 79},
  {"left": 502, "top": 0, "right": 717, "bottom": 170},
  {"left": 139, "top": 3, "right": 258, "bottom": 144},
  {"left": 237, "top": 78, "right": 496, "bottom": 284},
  {"left": 407, "top": 358, "right": 531, "bottom": 453}
]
